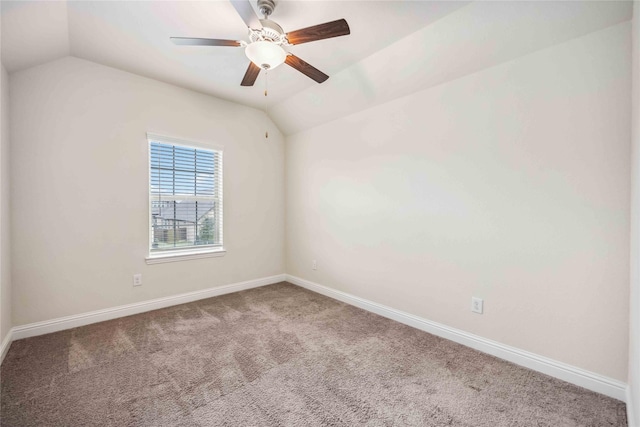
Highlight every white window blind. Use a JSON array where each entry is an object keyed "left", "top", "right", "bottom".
[{"left": 148, "top": 135, "right": 223, "bottom": 254}]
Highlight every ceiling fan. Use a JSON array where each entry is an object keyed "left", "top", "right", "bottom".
[{"left": 170, "top": 0, "right": 350, "bottom": 86}]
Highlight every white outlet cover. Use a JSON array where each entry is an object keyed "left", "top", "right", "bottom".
[
  {"left": 471, "top": 297, "right": 483, "bottom": 314},
  {"left": 133, "top": 274, "right": 142, "bottom": 286}
]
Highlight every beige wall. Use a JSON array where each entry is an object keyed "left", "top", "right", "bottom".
[
  {"left": 10, "top": 57, "right": 285, "bottom": 326},
  {"left": 1, "top": 64, "right": 11, "bottom": 344},
  {"left": 285, "top": 23, "right": 631, "bottom": 381},
  {"left": 3, "top": 6, "right": 634, "bottom": 403},
  {"left": 629, "top": 1, "right": 639, "bottom": 424}
]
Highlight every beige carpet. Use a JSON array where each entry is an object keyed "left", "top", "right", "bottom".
[{"left": 0, "top": 282, "right": 627, "bottom": 426}]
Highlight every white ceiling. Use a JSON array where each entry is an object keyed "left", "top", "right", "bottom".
[
  {"left": 271, "top": 0, "right": 634, "bottom": 135},
  {"left": 0, "top": 1, "right": 634, "bottom": 135},
  {"left": 1, "top": 1, "right": 468, "bottom": 105}
]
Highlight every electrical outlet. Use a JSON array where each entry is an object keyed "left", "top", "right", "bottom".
[
  {"left": 312, "top": 260, "right": 317, "bottom": 270},
  {"left": 471, "top": 297, "right": 483, "bottom": 314},
  {"left": 133, "top": 274, "right": 142, "bottom": 287}
]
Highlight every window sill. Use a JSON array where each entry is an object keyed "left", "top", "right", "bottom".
[{"left": 145, "top": 248, "right": 226, "bottom": 265}]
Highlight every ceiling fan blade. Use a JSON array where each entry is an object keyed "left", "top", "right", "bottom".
[
  {"left": 229, "top": 0, "right": 262, "bottom": 29},
  {"left": 286, "top": 19, "right": 350, "bottom": 45},
  {"left": 171, "top": 37, "right": 242, "bottom": 47},
  {"left": 285, "top": 54, "right": 329, "bottom": 84},
  {"left": 241, "top": 62, "right": 261, "bottom": 86}
]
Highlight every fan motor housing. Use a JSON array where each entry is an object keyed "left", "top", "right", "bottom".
[{"left": 249, "top": 19, "right": 286, "bottom": 45}]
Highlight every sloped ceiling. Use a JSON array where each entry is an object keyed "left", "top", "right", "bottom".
[
  {"left": 0, "top": 1, "right": 633, "bottom": 135},
  {"left": 270, "top": 1, "right": 633, "bottom": 135},
  {"left": 1, "top": 1, "right": 70, "bottom": 72}
]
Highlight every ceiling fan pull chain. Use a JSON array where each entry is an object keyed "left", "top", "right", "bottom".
[
  {"left": 265, "top": 70, "right": 269, "bottom": 139},
  {"left": 171, "top": 2, "right": 350, "bottom": 88}
]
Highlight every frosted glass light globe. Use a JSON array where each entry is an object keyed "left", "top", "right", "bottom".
[{"left": 245, "top": 41, "right": 286, "bottom": 70}]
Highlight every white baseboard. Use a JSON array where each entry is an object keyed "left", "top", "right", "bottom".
[
  {"left": 0, "top": 329, "right": 12, "bottom": 365},
  {"left": 286, "top": 274, "right": 627, "bottom": 402},
  {"left": 11, "top": 274, "right": 286, "bottom": 341},
  {"left": 628, "top": 386, "right": 639, "bottom": 427},
  {"left": 2, "top": 272, "right": 629, "bottom": 405}
]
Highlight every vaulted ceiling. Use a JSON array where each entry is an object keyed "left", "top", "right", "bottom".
[{"left": 0, "top": 1, "right": 633, "bottom": 135}]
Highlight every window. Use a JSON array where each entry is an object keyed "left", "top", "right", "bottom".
[{"left": 147, "top": 134, "right": 223, "bottom": 262}]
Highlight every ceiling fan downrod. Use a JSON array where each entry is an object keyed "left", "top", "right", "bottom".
[
  {"left": 170, "top": 0, "right": 349, "bottom": 86},
  {"left": 257, "top": 0, "right": 276, "bottom": 19}
]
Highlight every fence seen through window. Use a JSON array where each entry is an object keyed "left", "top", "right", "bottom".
[{"left": 149, "top": 137, "right": 223, "bottom": 253}]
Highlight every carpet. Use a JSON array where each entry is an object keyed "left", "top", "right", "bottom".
[{"left": 0, "top": 282, "right": 627, "bottom": 426}]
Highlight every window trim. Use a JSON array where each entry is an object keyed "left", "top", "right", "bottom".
[
  {"left": 145, "top": 248, "right": 227, "bottom": 265},
  {"left": 146, "top": 133, "right": 225, "bottom": 263}
]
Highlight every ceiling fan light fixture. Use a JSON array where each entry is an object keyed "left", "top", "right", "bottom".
[{"left": 245, "top": 41, "right": 286, "bottom": 70}]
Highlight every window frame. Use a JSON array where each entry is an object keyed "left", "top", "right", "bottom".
[{"left": 145, "top": 133, "right": 225, "bottom": 264}]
